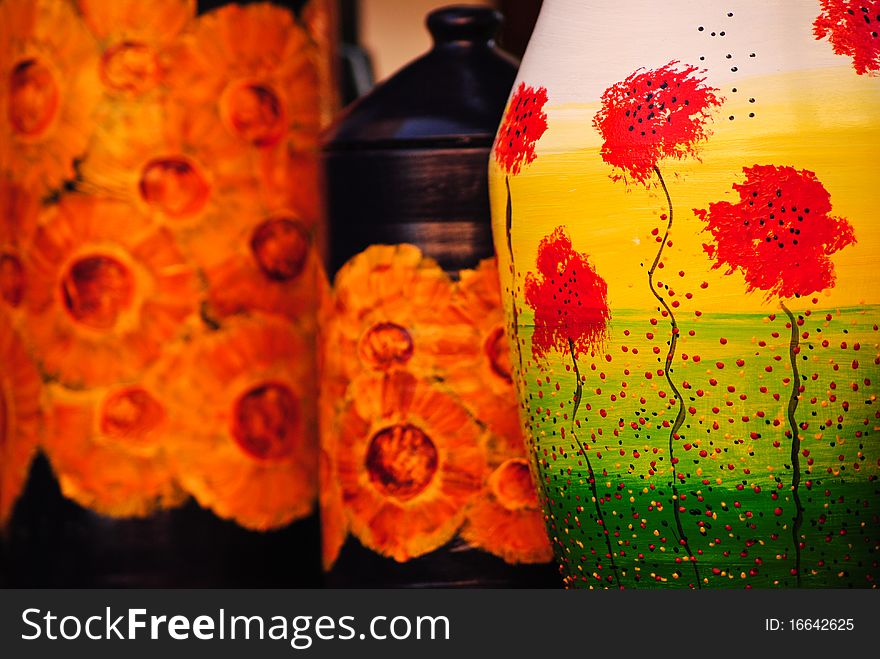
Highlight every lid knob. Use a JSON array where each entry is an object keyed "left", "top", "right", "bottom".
[{"left": 427, "top": 5, "right": 503, "bottom": 45}]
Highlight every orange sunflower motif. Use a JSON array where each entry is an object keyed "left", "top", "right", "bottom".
[
  {"left": 164, "top": 316, "right": 318, "bottom": 530},
  {"left": 79, "top": 101, "right": 260, "bottom": 243},
  {"left": 23, "top": 195, "right": 199, "bottom": 388},
  {"left": 461, "top": 457, "right": 552, "bottom": 565},
  {"left": 0, "top": 314, "right": 43, "bottom": 527},
  {"left": 0, "top": 0, "right": 100, "bottom": 194},
  {"left": 77, "top": 0, "right": 195, "bottom": 98},
  {"left": 43, "top": 375, "right": 186, "bottom": 517},
  {"left": 323, "top": 244, "right": 475, "bottom": 394},
  {"left": 166, "top": 2, "right": 321, "bottom": 154},
  {"left": 448, "top": 257, "right": 525, "bottom": 457},
  {"left": 201, "top": 208, "right": 321, "bottom": 324},
  {"left": 335, "top": 371, "right": 487, "bottom": 561}
]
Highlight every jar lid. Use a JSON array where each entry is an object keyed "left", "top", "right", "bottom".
[{"left": 323, "top": 5, "right": 518, "bottom": 151}]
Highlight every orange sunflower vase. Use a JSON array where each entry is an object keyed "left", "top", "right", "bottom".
[
  {"left": 0, "top": 0, "right": 335, "bottom": 587},
  {"left": 490, "top": 0, "right": 879, "bottom": 588},
  {"left": 320, "top": 6, "right": 557, "bottom": 587}
]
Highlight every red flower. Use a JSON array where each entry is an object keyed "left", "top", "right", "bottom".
[
  {"left": 592, "top": 61, "right": 723, "bottom": 185},
  {"left": 493, "top": 82, "right": 549, "bottom": 175},
  {"left": 813, "top": 1, "right": 880, "bottom": 75},
  {"left": 524, "top": 226, "right": 610, "bottom": 359},
  {"left": 697, "top": 164, "right": 856, "bottom": 300}
]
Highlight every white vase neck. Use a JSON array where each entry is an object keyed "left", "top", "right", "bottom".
[{"left": 515, "top": 1, "right": 853, "bottom": 105}]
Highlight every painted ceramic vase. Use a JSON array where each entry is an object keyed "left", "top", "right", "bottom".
[{"left": 490, "top": 0, "right": 879, "bottom": 588}]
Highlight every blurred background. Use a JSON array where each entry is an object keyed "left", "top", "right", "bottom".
[
  {"left": 198, "top": 0, "right": 542, "bottom": 102},
  {"left": 344, "top": 0, "right": 541, "bottom": 92}
]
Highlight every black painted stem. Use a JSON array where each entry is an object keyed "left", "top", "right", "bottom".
[
  {"left": 505, "top": 176, "right": 525, "bottom": 379},
  {"left": 780, "top": 301, "right": 804, "bottom": 587},
  {"left": 568, "top": 337, "right": 621, "bottom": 588},
  {"left": 650, "top": 165, "right": 701, "bottom": 588}
]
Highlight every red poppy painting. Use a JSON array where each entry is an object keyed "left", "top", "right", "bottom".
[
  {"left": 493, "top": 82, "right": 549, "bottom": 177},
  {"left": 592, "top": 62, "right": 723, "bottom": 587},
  {"left": 697, "top": 164, "right": 856, "bottom": 585},
  {"left": 487, "top": 1, "right": 877, "bottom": 591},
  {"left": 698, "top": 164, "right": 857, "bottom": 300},
  {"left": 592, "top": 61, "right": 723, "bottom": 186},
  {"left": 813, "top": 0, "right": 880, "bottom": 75},
  {"left": 524, "top": 226, "right": 610, "bottom": 361},
  {"left": 523, "top": 225, "right": 619, "bottom": 586}
]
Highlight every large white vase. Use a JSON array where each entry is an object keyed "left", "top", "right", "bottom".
[{"left": 490, "top": 0, "right": 879, "bottom": 588}]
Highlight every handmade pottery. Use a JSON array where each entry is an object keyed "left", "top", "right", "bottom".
[{"left": 490, "top": 0, "right": 879, "bottom": 588}]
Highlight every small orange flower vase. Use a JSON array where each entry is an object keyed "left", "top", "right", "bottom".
[{"left": 490, "top": 0, "right": 879, "bottom": 588}]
